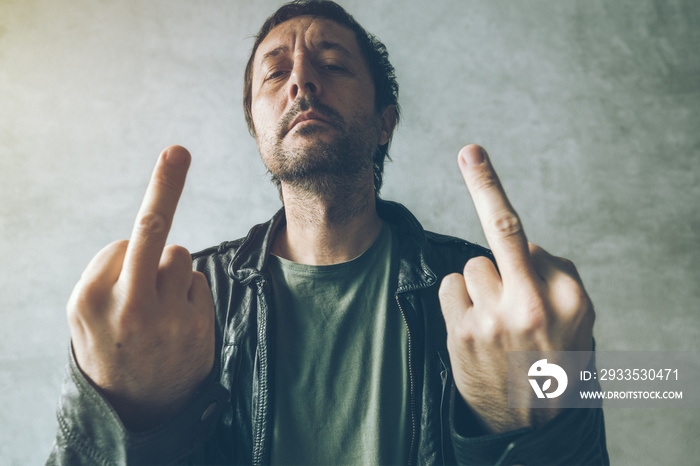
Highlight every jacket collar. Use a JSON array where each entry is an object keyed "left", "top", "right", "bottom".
[
  {"left": 377, "top": 199, "right": 437, "bottom": 293},
  {"left": 229, "top": 199, "right": 437, "bottom": 292},
  {"left": 227, "top": 207, "right": 286, "bottom": 286}
]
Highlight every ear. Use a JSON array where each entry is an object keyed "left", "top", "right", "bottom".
[{"left": 378, "top": 105, "right": 397, "bottom": 146}]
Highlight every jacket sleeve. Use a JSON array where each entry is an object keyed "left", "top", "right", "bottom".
[
  {"left": 46, "top": 346, "right": 229, "bottom": 466},
  {"left": 449, "top": 382, "right": 609, "bottom": 465},
  {"left": 448, "top": 342, "right": 609, "bottom": 465}
]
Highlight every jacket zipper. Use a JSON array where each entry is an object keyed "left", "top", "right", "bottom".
[
  {"left": 252, "top": 279, "right": 269, "bottom": 466},
  {"left": 438, "top": 352, "right": 450, "bottom": 466},
  {"left": 396, "top": 295, "right": 417, "bottom": 466}
]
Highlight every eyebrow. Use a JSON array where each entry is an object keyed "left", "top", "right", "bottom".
[
  {"left": 316, "top": 40, "right": 352, "bottom": 58},
  {"left": 260, "top": 40, "right": 353, "bottom": 63},
  {"left": 261, "top": 46, "right": 289, "bottom": 62}
]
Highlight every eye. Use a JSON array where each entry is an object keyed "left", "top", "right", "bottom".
[
  {"left": 320, "top": 64, "right": 346, "bottom": 74},
  {"left": 265, "top": 69, "right": 289, "bottom": 81}
]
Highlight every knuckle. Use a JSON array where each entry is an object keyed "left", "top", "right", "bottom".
[
  {"left": 162, "top": 244, "right": 193, "bottom": 266},
  {"left": 191, "top": 273, "right": 215, "bottom": 310},
  {"left": 152, "top": 168, "right": 182, "bottom": 193},
  {"left": 571, "top": 284, "right": 590, "bottom": 307},
  {"left": 462, "top": 262, "right": 474, "bottom": 281},
  {"left": 191, "top": 271, "right": 213, "bottom": 294},
  {"left": 462, "top": 265, "right": 478, "bottom": 284},
  {"left": 557, "top": 282, "right": 591, "bottom": 316},
  {"left": 438, "top": 273, "right": 464, "bottom": 302},
  {"left": 160, "top": 314, "right": 183, "bottom": 339},
  {"left": 191, "top": 270, "right": 208, "bottom": 286},
  {"left": 191, "top": 309, "right": 214, "bottom": 338},
  {"left": 158, "top": 246, "right": 194, "bottom": 293},
  {"left": 439, "top": 272, "right": 460, "bottom": 291},
  {"left": 135, "top": 211, "right": 169, "bottom": 237},
  {"left": 558, "top": 256, "right": 575, "bottom": 269},
  {"left": 477, "top": 315, "right": 503, "bottom": 342},
  {"left": 471, "top": 169, "right": 501, "bottom": 194},
  {"left": 516, "top": 309, "right": 546, "bottom": 335},
  {"left": 486, "top": 210, "right": 523, "bottom": 238},
  {"left": 557, "top": 256, "right": 580, "bottom": 277},
  {"left": 109, "top": 239, "right": 130, "bottom": 252},
  {"left": 66, "top": 294, "right": 85, "bottom": 328},
  {"left": 69, "top": 279, "right": 109, "bottom": 314},
  {"left": 81, "top": 240, "right": 128, "bottom": 281},
  {"left": 528, "top": 242, "right": 543, "bottom": 257},
  {"left": 513, "top": 296, "right": 547, "bottom": 331},
  {"left": 451, "top": 320, "right": 474, "bottom": 345},
  {"left": 520, "top": 293, "right": 545, "bottom": 314},
  {"left": 463, "top": 256, "right": 492, "bottom": 279}
]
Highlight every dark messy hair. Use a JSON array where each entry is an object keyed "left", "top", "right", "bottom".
[{"left": 243, "top": 0, "right": 400, "bottom": 194}]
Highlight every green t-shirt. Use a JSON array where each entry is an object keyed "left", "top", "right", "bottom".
[{"left": 268, "top": 223, "right": 408, "bottom": 465}]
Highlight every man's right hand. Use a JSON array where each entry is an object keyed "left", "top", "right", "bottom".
[{"left": 67, "top": 146, "right": 215, "bottom": 431}]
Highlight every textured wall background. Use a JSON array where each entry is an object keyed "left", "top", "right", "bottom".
[{"left": 1, "top": 0, "right": 698, "bottom": 464}]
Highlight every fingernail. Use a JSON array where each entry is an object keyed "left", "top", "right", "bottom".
[
  {"left": 461, "top": 146, "right": 485, "bottom": 166},
  {"left": 165, "top": 146, "right": 188, "bottom": 165}
]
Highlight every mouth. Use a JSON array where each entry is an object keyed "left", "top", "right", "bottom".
[{"left": 288, "top": 110, "right": 332, "bottom": 133}]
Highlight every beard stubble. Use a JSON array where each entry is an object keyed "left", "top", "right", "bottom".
[{"left": 263, "top": 95, "right": 382, "bottom": 203}]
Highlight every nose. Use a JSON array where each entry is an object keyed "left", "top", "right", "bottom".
[{"left": 288, "top": 57, "right": 321, "bottom": 101}]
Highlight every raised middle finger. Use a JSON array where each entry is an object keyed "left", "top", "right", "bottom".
[{"left": 457, "top": 144, "right": 536, "bottom": 286}]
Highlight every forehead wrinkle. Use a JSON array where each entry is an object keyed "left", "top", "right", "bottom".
[{"left": 259, "top": 17, "right": 357, "bottom": 58}]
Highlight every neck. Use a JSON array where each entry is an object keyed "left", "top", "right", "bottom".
[{"left": 272, "top": 175, "right": 382, "bottom": 265}]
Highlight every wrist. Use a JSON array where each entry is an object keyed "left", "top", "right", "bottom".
[{"left": 454, "top": 382, "right": 561, "bottom": 435}]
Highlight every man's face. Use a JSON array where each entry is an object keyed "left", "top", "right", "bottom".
[{"left": 250, "top": 16, "right": 392, "bottom": 194}]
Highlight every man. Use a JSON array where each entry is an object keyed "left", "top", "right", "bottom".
[{"left": 48, "top": 1, "right": 608, "bottom": 464}]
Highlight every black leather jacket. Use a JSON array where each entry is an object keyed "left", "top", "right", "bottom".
[{"left": 48, "top": 200, "right": 608, "bottom": 465}]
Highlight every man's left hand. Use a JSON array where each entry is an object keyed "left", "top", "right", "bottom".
[{"left": 438, "top": 145, "right": 595, "bottom": 434}]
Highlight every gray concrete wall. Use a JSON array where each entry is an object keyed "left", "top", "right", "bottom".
[{"left": 1, "top": 0, "right": 698, "bottom": 463}]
